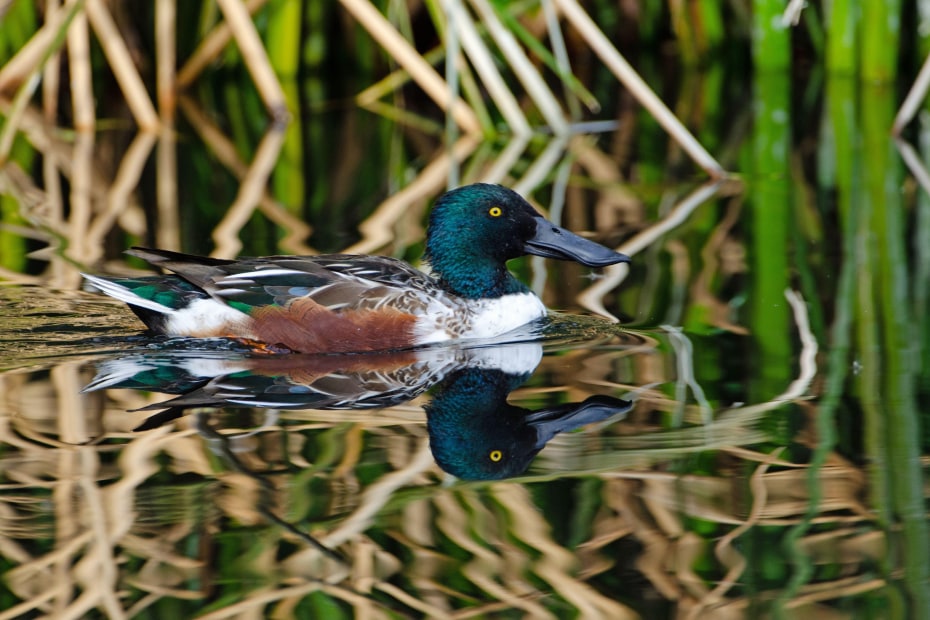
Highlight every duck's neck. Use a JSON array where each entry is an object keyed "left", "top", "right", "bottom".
[
  {"left": 426, "top": 235, "right": 529, "bottom": 299},
  {"left": 428, "top": 250, "right": 529, "bottom": 300}
]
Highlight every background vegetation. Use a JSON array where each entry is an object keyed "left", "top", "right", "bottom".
[{"left": 0, "top": 0, "right": 929, "bottom": 618}]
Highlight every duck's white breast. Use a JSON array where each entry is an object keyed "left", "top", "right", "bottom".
[{"left": 415, "top": 292, "right": 547, "bottom": 344}]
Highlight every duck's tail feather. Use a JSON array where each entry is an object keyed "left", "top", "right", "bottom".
[
  {"left": 83, "top": 273, "right": 211, "bottom": 332},
  {"left": 82, "top": 274, "right": 175, "bottom": 313},
  {"left": 126, "top": 247, "right": 232, "bottom": 283}
]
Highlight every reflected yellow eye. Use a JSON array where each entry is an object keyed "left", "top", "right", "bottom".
[
  {"left": 488, "top": 206, "right": 502, "bottom": 217},
  {"left": 489, "top": 450, "right": 503, "bottom": 462}
]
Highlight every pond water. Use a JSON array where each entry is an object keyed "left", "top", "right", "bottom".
[
  {"left": 1, "top": 26, "right": 929, "bottom": 620},
  {"left": 0, "top": 277, "right": 825, "bottom": 619}
]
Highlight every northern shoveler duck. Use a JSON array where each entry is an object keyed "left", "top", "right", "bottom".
[{"left": 83, "top": 183, "right": 630, "bottom": 354}]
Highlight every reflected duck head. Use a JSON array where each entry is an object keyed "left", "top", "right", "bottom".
[{"left": 424, "top": 367, "right": 631, "bottom": 480}]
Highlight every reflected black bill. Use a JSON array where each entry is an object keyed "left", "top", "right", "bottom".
[
  {"left": 525, "top": 395, "right": 633, "bottom": 447},
  {"left": 525, "top": 216, "right": 631, "bottom": 267}
]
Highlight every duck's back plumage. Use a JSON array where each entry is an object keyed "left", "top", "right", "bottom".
[{"left": 139, "top": 249, "right": 438, "bottom": 311}]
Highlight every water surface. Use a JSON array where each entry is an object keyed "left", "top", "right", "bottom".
[{"left": 1, "top": 44, "right": 928, "bottom": 620}]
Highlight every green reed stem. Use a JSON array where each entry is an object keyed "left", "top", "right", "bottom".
[
  {"left": 672, "top": 0, "right": 724, "bottom": 66},
  {"left": 0, "top": 0, "right": 38, "bottom": 64},
  {"left": 0, "top": 142, "right": 31, "bottom": 270},
  {"left": 266, "top": 0, "right": 301, "bottom": 79},
  {"left": 916, "top": 118, "right": 930, "bottom": 394},
  {"left": 696, "top": 0, "right": 725, "bottom": 56},
  {"left": 861, "top": 0, "right": 901, "bottom": 82},
  {"left": 748, "top": 70, "right": 792, "bottom": 401},
  {"left": 825, "top": 0, "right": 856, "bottom": 74},
  {"left": 751, "top": 0, "right": 790, "bottom": 71},
  {"left": 863, "top": 83, "right": 930, "bottom": 613},
  {"left": 266, "top": 0, "right": 304, "bottom": 216},
  {"left": 776, "top": 76, "right": 858, "bottom": 611}
]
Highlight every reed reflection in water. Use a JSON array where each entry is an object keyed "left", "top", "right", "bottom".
[{"left": 0, "top": 281, "right": 878, "bottom": 617}]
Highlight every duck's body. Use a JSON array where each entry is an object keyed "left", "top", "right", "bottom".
[
  {"left": 84, "top": 252, "right": 547, "bottom": 352},
  {"left": 84, "top": 184, "right": 629, "bottom": 354}
]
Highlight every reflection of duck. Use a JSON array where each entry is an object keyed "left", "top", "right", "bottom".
[
  {"left": 86, "top": 343, "right": 631, "bottom": 480},
  {"left": 83, "top": 184, "right": 629, "bottom": 354},
  {"left": 86, "top": 347, "right": 461, "bottom": 430}
]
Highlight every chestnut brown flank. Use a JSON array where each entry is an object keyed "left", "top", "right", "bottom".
[
  {"left": 244, "top": 350, "right": 419, "bottom": 383},
  {"left": 248, "top": 297, "right": 419, "bottom": 353}
]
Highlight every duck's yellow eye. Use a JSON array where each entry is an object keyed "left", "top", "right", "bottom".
[
  {"left": 489, "top": 450, "right": 503, "bottom": 462},
  {"left": 488, "top": 206, "right": 502, "bottom": 217}
]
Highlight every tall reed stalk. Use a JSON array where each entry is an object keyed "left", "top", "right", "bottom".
[
  {"left": 825, "top": 0, "right": 857, "bottom": 74},
  {"left": 861, "top": 0, "right": 901, "bottom": 82},
  {"left": 752, "top": 0, "right": 790, "bottom": 71}
]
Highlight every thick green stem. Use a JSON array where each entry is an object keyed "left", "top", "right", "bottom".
[
  {"left": 861, "top": 0, "right": 901, "bottom": 82},
  {"left": 752, "top": 0, "right": 790, "bottom": 71}
]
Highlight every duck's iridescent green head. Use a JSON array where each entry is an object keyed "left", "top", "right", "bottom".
[{"left": 425, "top": 184, "right": 630, "bottom": 299}]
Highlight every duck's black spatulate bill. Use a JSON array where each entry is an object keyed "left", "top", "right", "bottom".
[{"left": 524, "top": 217, "right": 630, "bottom": 267}]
